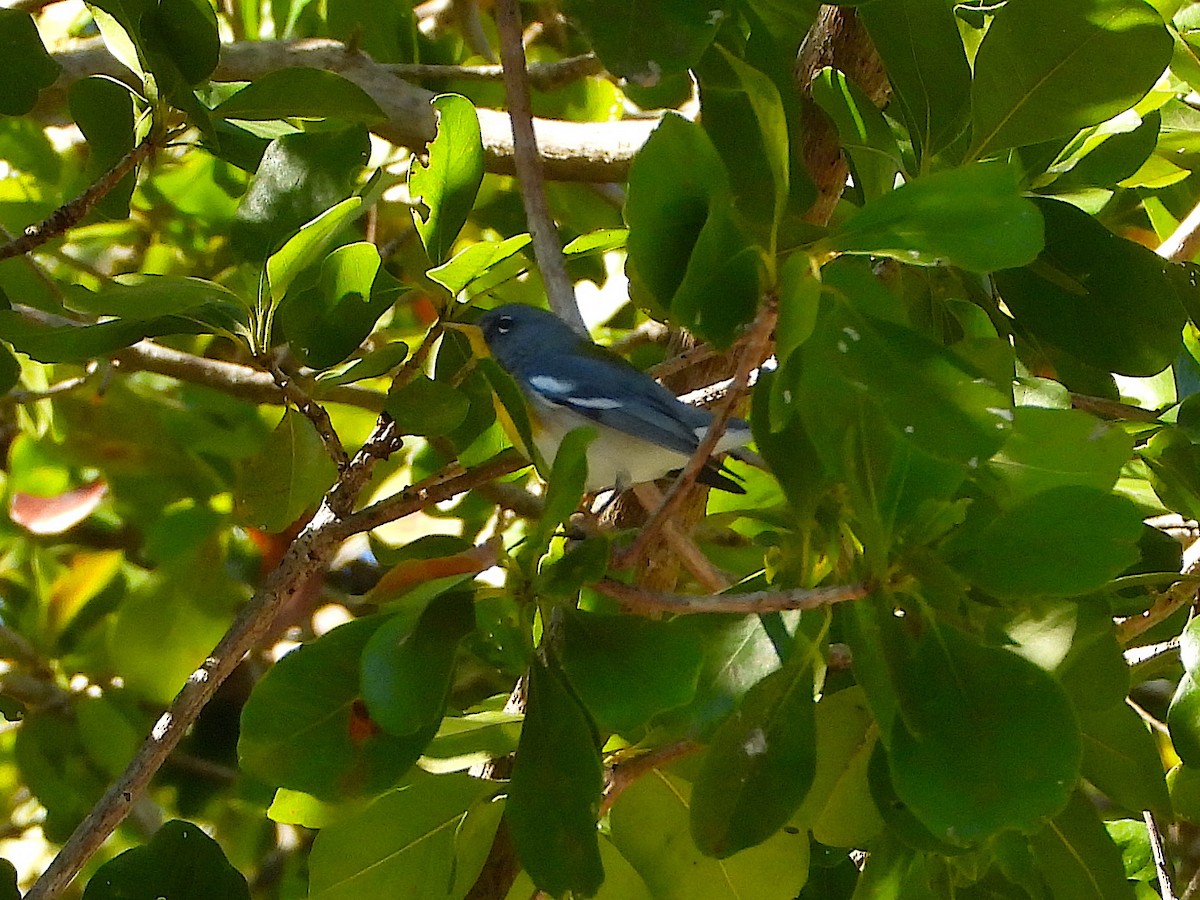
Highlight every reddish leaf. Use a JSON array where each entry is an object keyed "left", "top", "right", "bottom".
[{"left": 10, "top": 480, "right": 107, "bottom": 535}]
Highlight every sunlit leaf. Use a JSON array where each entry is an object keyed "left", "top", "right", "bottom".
[{"left": 409, "top": 94, "right": 484, "bottom": 264}]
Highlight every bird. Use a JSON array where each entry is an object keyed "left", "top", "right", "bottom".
[{"left": 459, "top": 303, "right": 752, "bottom": 494}]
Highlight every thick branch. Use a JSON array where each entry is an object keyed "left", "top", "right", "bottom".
[
  {"left": 114, "top": 341, "right": 385, "bottom": 411},
  {"left": 43, "top": 39, "right": 655, "bottom": 183}
]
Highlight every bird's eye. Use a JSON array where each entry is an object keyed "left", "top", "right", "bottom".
[{"left": 496, "top": 315, "right": 514, "bottom": 334}]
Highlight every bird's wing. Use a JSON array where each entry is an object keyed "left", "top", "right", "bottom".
[{"left": 522, "top": 353, "right": 708, "bottom": 456}]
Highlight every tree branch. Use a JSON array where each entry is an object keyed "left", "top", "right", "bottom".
[
  {"left": 384, "top": 53, "right": 602, "bottom": 91},
  {"left": 264, "top": 356, "right": 349, "bottom": 470},
  {"left": 336, "top": 449, "right": 527, "bottom": 537},
  {"left": 0, "top": 133, "right": 160, "bottom": 262},
  {"left": 22, "top": 324, "right": 497, "bottom": 897},
  {"left": 42, "top": 39, "right": 656, "bottom": 183},
  {"left": 493, "top": 0, "right": 586, "bottom": 332},
  {"left": 594, "top": 579, "right": 870, "bottom": 616},
  {"left": 1158, "top": 196, "right": 1200, "bottom": 263},
  {"left": 600, "top": 740, "right": 701, "bottom": 817},
  {"left": 114, "top": 341, "right": 385, "bottom": 411}
]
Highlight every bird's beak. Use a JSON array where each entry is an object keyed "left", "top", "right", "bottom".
[{"left": 442, "top": 320, "right": 490, "bottom": 359}]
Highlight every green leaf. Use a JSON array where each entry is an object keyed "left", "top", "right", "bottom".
[
  {"left": 810, "top": 67, "right": 902, "bottom": 202},
  {"left": 0, "top": 10, "right": 62, "bottom": 116},
  {"left": 16, "top": 712, "right": 108, "bottom": 842},
  {"left": 987, "top": 407, "right": 1134, "bottom": 506},
  {"left": 797, "top": 686, "right": 885, "bottom": 849},
  {"left": 0, "top": 343, "right": 19, "bottom": 396},
  {"left": 239, "top": 616, "right": 438, "bottom": 800},
  {"left": 948, "top": 486, "right": 1144, "bottom": 598},
  {"left": 792, "top": 301, "right": 1014, "bottom": 471},
  {"left": 214, "top": 68, "right": 385, "bottom": 123},
  {"left": 409, "top": 94, "right": 484, "bottom": 265},
  {"left": 995, "top": 198, "right": 1187, "bottom": 377},
  {"left": 386, "top": 374, "right": 471, "bottom": 437},
  {"left": 886, "top": 620, "right": 1081, "bottom": 846},
  {"left": 308, "top": 773, "right": 499, "bottom": 900},
  {"left": 563, "top": 229, "right": 628, "bottom": 256},
  {"left": 1078, "top": 702, "right": 1171, "bottom": 817},
  {"left": 360, "top": 592, "right": 475, "bottom": 737},
  {"left": 1051, "top": 110, "right": 1162, "bottom": 191},
  {"left": 69, "top": 76, "right": 135, "bottom": 220},
  {"left": 690, "top": 661, "right": 817, "bottom": 858},
  {"left": 534, "top": 426, "right": 596, "bottom": 550},
  {"left": 670, "top": 198, "right": 761, "bottom": 349},
  {"left": 627, "top": 113, "right": 760, "bottom": 347},
  {"left": 427, "top": 234, "right": 531, "bottom": 296},
  {"left": 868, "top": 745, "right": 956, "bottom": 854},
  {"left": 858, "top": 0, "right": 971, "bottom": 162},
  {"left": 267, "top": 197, "right": 363, "bottom": 305},
  {"left": 317, "top": 340, "right": 409, "bottom": 386},
  {"left": 1169, "top": 617, "right": 1200, "bottom": 764},
  {"left": 0, "top": 310, "right": 210, "bottom": 364},
  {"left": 1141, "top": 427, "right": 1200, "bottom": 519},
  {"left": 326, "top": 0, "right": 417, "bottom": 64},
  {"left": 506, "top": 659, "right": 604, "bottom": 898},
  {"left": 233, "top": 409, "right": 338, "bottom": 533},
  {"left": 561, "top": 0, "right": 726, "bottom": 81},
  {"left": 81, "top": 820, "right": 249, "bottom": 900},
  {"left": 1028, "top": 791, "right": 1137, "bottom": 900},
  {"left": 646, "top": 613, "right": 801, "bottom": 739},
  {"left": 848, "top": 838, "right": 939, "bottom": 900},
  {"left": 970, "top": 0, "right": 1172, "bottom": 158},
  {"left": 232, "top": 127, "right": 370, "bottom": 262},
  {"left": 696, "top": 44, "right": 789, "bottom": 232},
  {"left": 825, "top": 163, "right": 1044, "bottom": 273},
  {"left": 609, "top": 768, "right": 811, "bottom": 899},
  {"left": 774, "top": 253, "right": 821, "bottom": 364},
  {"left": 67, "top": 275, "right": 244, "bottom": 321},
  {"left": 559, "top": 609, "right": 703, "bottom": 734},
  {"left": 1169, "top": 763, "right": 1200, "bottom": 823},
  {"left": 1105, "top": 818, "right": 1157, "bottom": 883},
  {"left": 277, "top": 241, "right": 397, "bottom": 368},
  {"left": 537, "top": 535, "right": 611, "bottom": 600},
  {"left": 421, "top": 708, "right": 523, "bottom": 775},
  {"left": 142, "top": 0, "right": 220, "bottom": 85}
]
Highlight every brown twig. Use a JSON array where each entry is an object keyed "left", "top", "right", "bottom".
[
  {"left": 1, "top": 363, "right": 100, "bottom": 406},
  {"left": 615, "top": 303, "right": 777, "bottom": 570},
  {"left": 1118, "top": 576, "right": 1198, "bottom": 644},
  {"left": 594, "top": 579, "right": 870, "bottom": 617},
  {"left": 600, "top": 740, "right": 702, "bottom": 817},
  {"left": 264, "top": 357, "right": 349, "bottom": 470},
  {"left": 386, "top": 53, "right": 602, "bottom": 91},
  {"left": 337, "top": 449, "right": 527, "bottom": 536},
  {"left": 0, "top": 134, "right": 158, "bottom": 262},
  {"left": 1144, "top": 810, "right": 1177, "bottom": 900},
  {"left": 493, "top": 0, "right": 586, "bottom": 333},
  {"left": 1069, "top": 392, "right": 1161, "bottom": 423}
]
